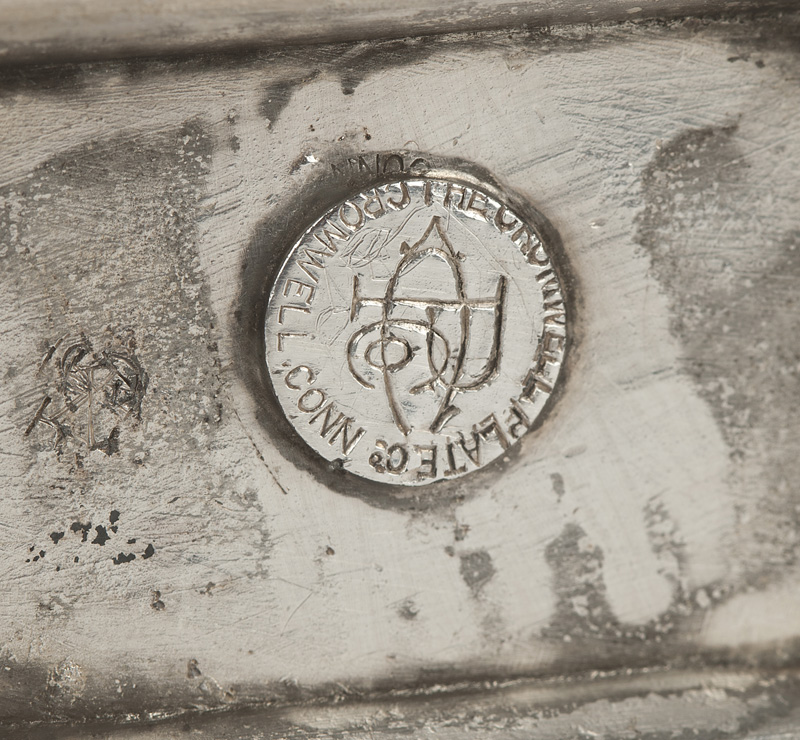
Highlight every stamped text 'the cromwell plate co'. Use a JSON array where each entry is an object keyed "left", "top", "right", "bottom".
[{"left": 264, "top": 178, "right": 567, "bottom": 486}]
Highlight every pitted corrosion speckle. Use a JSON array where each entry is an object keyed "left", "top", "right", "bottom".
[{"left": 0, "top": 117, "right": 275, "bottom": 722}]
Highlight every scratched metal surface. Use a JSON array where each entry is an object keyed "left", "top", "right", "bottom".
[{"left": 1, "top": 9, "right": 800, "bottom": 738}]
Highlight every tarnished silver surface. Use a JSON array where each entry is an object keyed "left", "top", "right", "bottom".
[
  {"left": 2, "top": 0, "right": 796, "bottom": 65},
  {"left": 265, "top": 178, "right": 565, "bottom": 485},
  {"left": 1, "top": 7, "right": 800, "bottom": 739}
]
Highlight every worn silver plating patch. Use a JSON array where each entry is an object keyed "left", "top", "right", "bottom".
[{"left": 265, "top": 178, "right": 566, "bottom": 485}]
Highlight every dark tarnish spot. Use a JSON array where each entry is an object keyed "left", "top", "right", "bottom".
[
  {"left": 260, "top": 77, "right": 315, "bottom": 127},
  {"left": 112, "top": 552, "right": 136, "bottom": 565},
  {"left": 543, "top": 523, "right": 617, "bottom": 641},
  {"left": 142, "top": 543, "right": 155, "bottom": 559},
  {"left": 96, "top": 426, "right": 121, "bottom": 456},
  {"left": 91, "top": 525, "right": 110, "bottom": 546},
  {"left": 637, "top": 124, "right": 800, "bottom": 578},
  {"left": 109, "top": 510, "right": 120, "bottom": 525},
  {"left": 151, "top": 590, "right": 165, "bottom": 611},
  {"left": 49, "top": 531, "right": 65, "bottom": 544},
  {"left": 257, "top": 37, "right": 437, "bottom": 121},
  {"left": 333, "top": 38, "right": 436, "bottom": 96},
  {"left": 643, "top": 495, "right": 686, "bottom": 569},
  {"left": 459, "top": 550, "right": 495, "bottom": 594},
  {"left": 70, "top": 522, "right": 91, "bottom": 542}
]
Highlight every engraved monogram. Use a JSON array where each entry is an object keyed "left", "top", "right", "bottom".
[
  {"left": 264, "top": 178, "right": 566, "bottom": 486},
  {"left": 346, "top": 215, "right": 507, "bottom": 436}
]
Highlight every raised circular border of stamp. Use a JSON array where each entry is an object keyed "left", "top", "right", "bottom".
[
  {"left": 260, "top": 168, "right": 568, "bottom": 488},
  {"left": 236, "top": 152, "right": 577, "bottom": 506}
]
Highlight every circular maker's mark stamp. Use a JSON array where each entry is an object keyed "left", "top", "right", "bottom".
[{"left": 264, "top": 178, "right": 567, "bottom": 486}]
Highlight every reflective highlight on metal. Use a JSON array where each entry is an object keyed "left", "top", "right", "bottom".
[{"left": 264, "top": 178, "right": 567, "bottom": 485}]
